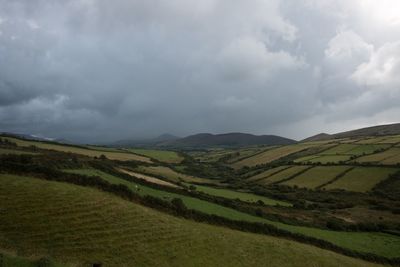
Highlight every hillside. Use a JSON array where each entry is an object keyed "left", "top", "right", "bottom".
[
  {"left": 160, "top": 132, "right": 296, "bottom": 148},
  {"left": 0, "top": 174, "right": 382, "bottom": 267},
  {"left": 303, "top": 123, "right": 400, "bottom": 141}
]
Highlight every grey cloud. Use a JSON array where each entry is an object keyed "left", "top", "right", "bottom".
[{"left": 0, "top": 0, "right": 399, "bottom": 142}]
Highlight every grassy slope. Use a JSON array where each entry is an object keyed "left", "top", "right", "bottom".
[
  {"left": 356, "top": 148, "right": 400, "bottom": 164},
  {"left": 60, "top": 170, "right": 400, "bottom": 258},
  {"left": 258, "top": 166, "right": 310, "bottom": 185},
  {"left": 126, "top": 148, "right": 183, "bottom": 163},
  {"left": 0, "top": 148, "right": 38, "bottom": 155},
  {"left": 187, "top": 184, "right": 292, "bottom": 207},
  {"left": 0, "top": 174, "right": 384, "bottom": 267},
  {"left": 322, "top": 167, "right": 399, "bottom": 192},
  {"left": 233, "top": 144, "right": 315, "bottom": 167},
  {"left": 3, "top": 137, "right": 151, "bottom": 163},
  {"left": 136, "top": 166, "right": 218, "bottom": 184},
  {"left": 282, "top": 166, "right": 351, "bottom": 189},
  {"left": 247, "top": 166, "right": 290, "bottom": 181}
]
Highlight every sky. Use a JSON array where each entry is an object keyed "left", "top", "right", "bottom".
[{"left": 0, "top": 0, "right": 400, "bottom": 143}]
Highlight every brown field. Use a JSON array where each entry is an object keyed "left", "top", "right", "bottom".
[{"left": 117, "top": 168, "right": 180, "bottom": 188}]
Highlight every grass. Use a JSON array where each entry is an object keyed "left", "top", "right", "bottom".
[
  {"left": 247, "top": 166, "right": 290, "bottom": 181},
  {"left": 356, "top": 148, "right": 400, "bottom": 164},
  {"left": 322, "top": 167, "right": 399, "bottom": 192},
  {"left": 0, "top": 148, "right": 38, "bottom": 155},
  {"left": 320, "top": 144, "right": 389, "bottom": 156},
  {"left": 0, "top": 174, "right": 385, "bottom": 267},
  {"left": 282, "top": 166, "right": 351, "bottom": 189},
  {"left": 59, "top": 169, "right": 400, "bottom": 258},
  {"left": 187, "top": 184, "right": 292, "bottom": 207},
  {"left": 135, "top": 166, "right": 219, "bottom": 184},
  {"left": 3, "top": 137, "right": 151, "bottom": 163},
  {"left": 0, "top": 253, "right": 63, "bottom": 267},
  {"left": 308, "top": 155, "right": 352, "bottom": 164},
  {"left": 125, "top": 148, "right": 183, "bottom": 163},
  {"left": 233, "top": 144, "right": 316, "bottom": 167},
  {"left": 258, "top": 166, "right": 311, "bottom": 185}
]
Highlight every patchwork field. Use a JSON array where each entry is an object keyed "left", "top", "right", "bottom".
[
  {"left": 189, "top": 184, "right": 292, "bottom": 207},
  {"left": 282, "top": 166, "right": 351, "bottom": 189},
  {"left": 126, "top": 148, "right": 183, "bottom": 163},
  {"left": 57, "top": 169, "right": 400, "bottom": 258},
  {"left": 247, "top": 166, "right": 290, "bottom": 182},
  {"left": 320, "top": 144, "right": 389, "bottom": 156},
  {"left": 234, "top": 144, "right": 316, "bottom": 167},
  {"left": 322, "top": 167, "right": 398, "bottom": 192},
  {"left": 135, "top": 166, "right": 219, "bottom": 184},
  {"left": 356, "top": 148, "right": 400, "bottom": 164},
  {"left": 305, "top": 155, "right": 352, "bottom": 164},
  {"left": 2, "top": 137, "right": 152, "bottom": 163},
  {"left": 257, "top": 166, "right": 311, "bottom": 185},
  {"left": 0, "top": 175, "right": 384, "bottom": 267}
]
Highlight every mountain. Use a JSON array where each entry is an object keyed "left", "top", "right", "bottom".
[
  {"left": 301, "top": 133, "right": 332, "bottom": 142},
  {"left": 113, "top": 133, "right": 179, "bottom": 147},
  {"left": 302, "top": 123, "right": 400, "bottom": 142},
  {"left": 161, "top": 132, "right": 296, "bottom": 148}
]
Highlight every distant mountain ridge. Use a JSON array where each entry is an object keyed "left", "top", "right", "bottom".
[
  {"left": 115, "top": 132, "right": 296, "bottom": 148},
  {"left": 302, "top": 123, "right": 400, "bottom": 142}
]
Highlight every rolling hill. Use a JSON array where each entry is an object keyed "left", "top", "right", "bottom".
[
  {"left": 159, "top": 132, "right": 296, "bottom": 148},
  {"left": 0, "top": 174, "right": 383, "bottom": 267},
  {"left": 303, "top": 123, "right": 400, "bottom": 142}
]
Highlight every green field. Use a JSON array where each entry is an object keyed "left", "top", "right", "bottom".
[
  {"left": 247, "top": 166, "right": 290, "bottom": 181},
  {"left": 307, "top": 155, "right": 352, "bottom": 164},
  {"left": 356, "top": 148, "right": 400, "bottom": 164},
  {"left": 126, "top": 148, "right": 183, "bottom": 163},
  {"left": 234, "top": 144, "right": 316, "bottom": 167},
  {"left": 135, "top": 166, "right": 219, "bottom": 184},
  {"left": 282, "top": 166, "right": 351, "bottom": 189},
  {"left": 59, "top": 169, "right": 400, "bottom": 258},
  {"left": 0, "top": 253, "right": 63, "bottom": 267},
  {"left": 322, "top": 167, "right": 398, "bottom": 192},
  {"left": 188, "top": 184, "right": 292, "bottom": 207},
  {"left": 258, "top": 166, "right": 311, "bottom": 185},
  {"left": 2, "top": 137, "right": 151, "bottom": 162},
  {"left": 320, "top": 144, "right": 389, "bottom": 156},
  {"left": 0, "top": 148, "right": 38, "bottom": 155},
  {"left": 0, "top": 174, "right": 385, "bottom": 267}
]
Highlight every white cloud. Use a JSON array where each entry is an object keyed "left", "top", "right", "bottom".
[
  {"left": 325, "top": 30, "right": 373, "bottom": 64},
  {"left": 352, "top": 41, "right": 400, "bottom": 88}
]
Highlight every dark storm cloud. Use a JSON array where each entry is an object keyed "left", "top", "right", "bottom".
[{"left": 0, "top": 0, "right": 399, "bottom": 142}]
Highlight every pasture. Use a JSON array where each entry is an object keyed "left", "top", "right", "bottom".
[
  {"left": 57, "top": 169, "right": 400, "bottom": 257},
  {"left": 2, "top": 137, "right": 151, "bottom": 162},
  {"left": 189, "top": 184, "right": 292, "bottom": 206},
  {"left": 247, "top": 166, "right": 290, "bottom": 182},
  {"left": 0, "top": 174, "right": 384, "bottom": 267},
  {"left": 257, "top": 166, "right": 311, "bottom": 185},
  {"left": 356, "top": 148, "right": 400, "bottom": 164},
  {"left": 126, "top": 148, "right": 183, "bottom": 163},
  {"left": 135, "top": 165, "right": 219, "bottom": 184},
  {"left": 0, "top": 148, "right": 38, "bottom": 155},
  {"left": 322, "top": 167, "right": 398, "bottom": 192},
  {"left": 234, "top": 144, "right": 316, "bottom": 167},
  {"left": 282, "top": 166, "right": 351, "bottom": 189}
]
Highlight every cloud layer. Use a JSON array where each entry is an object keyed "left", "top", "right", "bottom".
[{"left": 0, "top": 0, "right": 399, "bottom": 142}]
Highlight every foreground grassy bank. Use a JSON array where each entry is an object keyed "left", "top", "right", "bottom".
[
  {"left": 0, "top": 174, "right": 383, "bottom": 267},
  {"left": 55, "top": 169, "right": 400, "bottom": 259}
]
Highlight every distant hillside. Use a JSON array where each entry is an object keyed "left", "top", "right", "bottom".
[
  {"left": 161, "top": 133, "right": 296, "bottom": 148},
  {"left": 302, "top": 123, "right": 400, "bottom": 142},
  {"left": 302, "top": 133, "right": 332, "bottom": 142},
  {"left": 114, "top": 133, "right": 179, "bottom": 147}
]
